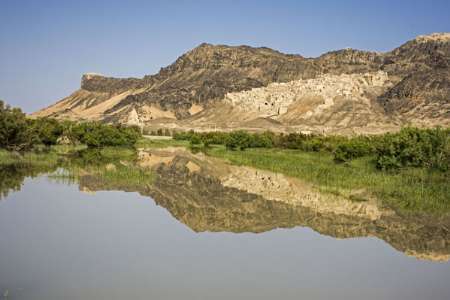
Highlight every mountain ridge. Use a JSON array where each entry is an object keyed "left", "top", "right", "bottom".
[{"left": 33, "top": 33, "right": 450, "bottom": 134}]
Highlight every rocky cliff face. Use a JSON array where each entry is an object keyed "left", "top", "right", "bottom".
[{"left": 33, "top": 33, "right": 450, "bottom": 133}]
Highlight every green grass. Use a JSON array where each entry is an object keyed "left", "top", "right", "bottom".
[
  {"left": 49, "top": 146, "right": 155, "bottom": 189},
  {"left": 50, "top": 144, "right": 87, "bottom": 154},
  {"left": 204, "top": 146, "right": 450, "bottom": 215},
  {"left": 135, "top": 138, "right": 190, "bottom": 149},
  {"left": 0, "top": 149, "right": 59, "bottom": 169},
  {"left": 99, "top": 164, "right": 155, "bottom": 187},
  {"left": 0, "top": 149, "right": 62, "bottom": 199},
  {"left": 51, "top": 163, "right": 155, "bottom": 190}
]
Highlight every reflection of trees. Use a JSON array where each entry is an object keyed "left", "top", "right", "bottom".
[
  {"left": 60, "top": 148, "right": 137, "bottom": 168},
  {"left": 0, "top": 165, "right": 26, "bottom": 199},
  {"left": 0, "top": 148, "right": 139, "bottom": 200},
  {"left": 0, "top": 163, "right": 59, "bottom": 200}
]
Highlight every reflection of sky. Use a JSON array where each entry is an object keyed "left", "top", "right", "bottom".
[
  {"left": 0, "top": 176, "right": 449, "bottom": 300},
  {"left": 1, "top": 0, "right": 450, "bottom": 113}
]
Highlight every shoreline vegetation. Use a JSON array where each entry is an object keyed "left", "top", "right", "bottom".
[
  {"left": 168, "top": 128, "right": 449, "bottom": 214},
  {"left": 0, "top": 101, "right": 449, "bottom": 215}
]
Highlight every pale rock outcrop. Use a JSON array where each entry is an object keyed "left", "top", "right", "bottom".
[{"left": 224, "top": 71, "right": 390, "bottom": 120}]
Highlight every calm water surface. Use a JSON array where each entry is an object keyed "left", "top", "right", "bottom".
[{"left": 0, "top": 149, "right": 449, "bottom": 300}]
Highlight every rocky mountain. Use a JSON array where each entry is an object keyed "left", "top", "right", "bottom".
[{"left": 33, "top": 33, "right": 450, "bottom": 134}]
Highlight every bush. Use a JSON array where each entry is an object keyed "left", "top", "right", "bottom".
[
  {"left": 29, "top": 118, "right": 64, "bottom": 145},
  {"left": 333, "top": 138, "right": 373, "bottom": 163},
  {"left": 225, "top": 131, "right": 252, "bottom": 150},
  {"left": 173, "top": 130, "right": 196, "bottom": 141},
  {"left": 145, "top": 126, "right": 450, "bottom": 172},
  {"left": 189, "top": 134, "right": 202, "bottom": 147},
  {"left": 0, "top": 101, "right": 36, "bottom": 151},
  {"left": 249, "top": 131, "right": 274, "bottom": 148},
  {"left": 67, "top": 122, "right": 141, "bottom": 148},
  {"left": 376, "top": 127, "right": 450, "bottom": 171}
]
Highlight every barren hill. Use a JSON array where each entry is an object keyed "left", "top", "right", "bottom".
[{"left": 33, "top": 33, "right": 450, "bottom": 134}]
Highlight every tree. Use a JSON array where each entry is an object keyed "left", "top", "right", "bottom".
[
  {"left": 225, "top": 131, "right": 252, "bottom": 150},
  {"left": 189, "top": 134, "right": 202, "bottom": 147},
  {"left": 0, "top": 100, "right": 36, "bottom": 151},
  {"left": 29, "top": 118, "right": 64, "bottom": 145}
]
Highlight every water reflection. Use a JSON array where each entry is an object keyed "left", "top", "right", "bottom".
[{"left": 1, "top": 147, "right": 449, "bottom": 262}]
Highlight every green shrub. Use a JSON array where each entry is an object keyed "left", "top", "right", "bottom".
[
  {"left": 189, "top": 134, "right": 202, "bottom": 147},
  {"left": 70, "top": 122, "right": 141, "bottom": 147},
  {"left": 225, "top": 131, "right": 252, "bottom": 150},
  {"left": 376, "top": 127, "right": 450, "bottom": 171},
  {"left": 334, "top": 138, "right": 373, "bottom": 163},
  {"left": 29, "top": 118, "right": 64, "bottom": 145},
  {"left": 173, "top": 130, "right": 196, "bottom": 141},
  {"left": 249, "top": 132, "right": 274, "bottom": 148},
  {"left": 0, "top": 101, "right": 36, "bottom": 151}
]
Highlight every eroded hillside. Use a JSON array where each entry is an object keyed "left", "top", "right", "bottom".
[{"left": 33, "top": 33, "right": 450, "bottom": 134}]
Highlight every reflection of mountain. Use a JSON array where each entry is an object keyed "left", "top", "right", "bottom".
[
  {"left": 76, "top": 148, "right": 450, "bottom": 262},
  {"left": 1, "top": 149, "right": 448, "bottom": 261}
]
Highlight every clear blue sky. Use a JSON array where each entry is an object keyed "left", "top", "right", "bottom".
[{"left": 1, "top": 0, "right": 450, "bottom": 113}]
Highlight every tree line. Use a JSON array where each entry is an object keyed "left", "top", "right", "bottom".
[
  {"left": 174, "top": 128, "right": 450, "bottom": 171},
  {"left": 0, "top": 100, "right": 141, "bottom": 151}
]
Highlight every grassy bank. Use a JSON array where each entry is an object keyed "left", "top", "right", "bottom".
[
  {"left": 0, "top": 146, "right": 156, "bottom": 197},
  {"left": 1, "top": 134, "right": 448, "bottom": 215},
  {"left": 0, "top": 149, "right": 60, "bottom": 169},
  {"left": 58, "top": 147, "right": 155, "bottom": 188},
  {"left": 0, "top": 149, "right": 62, "bottom": 198},
  {"left": 203, "top": 146, "right": 449, "bottom": 215},
  {"left": 136, "top": 138, "right": 190, "bottom": 149}
]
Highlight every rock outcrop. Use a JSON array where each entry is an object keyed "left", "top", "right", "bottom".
[{"left": 33, "top": 33, "right": 450, "bottom": 134}]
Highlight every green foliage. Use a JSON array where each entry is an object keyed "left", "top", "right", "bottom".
[
  {"left": 29, "top": 117, "right": 64, "bottom": 145},
  {"left": 376, "top": 127, "right": 450, "bottom": 171},
  {"left": 0, "top": 102, "right": 142, "bottom": 150},
  {"left": 0, "top": 100, "right": 36, "bottom": 151},
  {"left": 205, "top": 146, "right": 450, "bottom": 215},
  {"left": 225, "top": 131, "right": 252, "bottom": 150},
  {"left": 0, "top": 149, "right": 60, "bottom": 199},
  {"left": 249, "top": 131, "right": 274, "bottom": 148},
  {"left": 334, "top": 137, "right": 373, "bottom": 163},
  {"left": 135, "top": 138, "right": 189, "bottom": 149},
  {"left": 173, "top": 130, "right": 196, "bottom": 141},
  {"left": 166, "top": 127, "right": 450, "bottom": 172},
  {"left": 189, "top": 134, "right": 202, "bottom": 147},
  {"left": 69, "top": 147, "right": 137, "bottom": 166},
  {"left": 66, "top": 122, "right": 141, "bottom": 148}
]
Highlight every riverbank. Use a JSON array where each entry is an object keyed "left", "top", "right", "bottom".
[
  {"left": 136, "top": 137, "right": 450, "bottom": 215},
  {"left": 204, "top": 146, "right": 449, "bottom": 215},
  {"left": 1, "top": 135, "right": 449, "bottom": 215}
]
